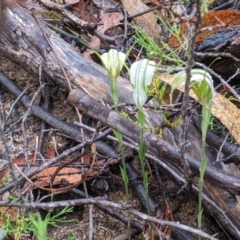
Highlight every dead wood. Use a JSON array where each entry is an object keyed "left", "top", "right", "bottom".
[
  {"left": 70, "top": 187, "right": 143, "bottom": 232},
  {"left": 67, "top": 88, "right": 240, "bottom": 195},
  {"left": 0, "top": 4, "right": 240, "bottom": 239},
  {"left": 68, "top": 87, "right": 240, "bottom": 238},
  {"left": 126, "top": 162, "right": 197, "bottom": 240},
  {"left": 195, "top": 24, "right": 240, "bottom": 81},
  {"left": 0, "top": 70, "right": 86, "bottom": 142},
  {"left": 192, "top": 115, "right": 240, "bottom": 163},
  {"left": 0, "top": 6, "right": 133, "bottom": 105}
]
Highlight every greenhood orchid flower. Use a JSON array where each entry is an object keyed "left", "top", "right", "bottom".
[
  {"left": 170, "top": 69, "right": 215, "bottom": 106},
  {"left": 101, "top": 49, "right": 126, "bottom": 82},
  {"left": 100, "top": 49, "right": 126, "bottom": 109},
  {"left": 129, "top": 59, "right": 156, "bottom": 109},
  {"left": 170, "top": 68, "right": 215, "bottom": 233}
]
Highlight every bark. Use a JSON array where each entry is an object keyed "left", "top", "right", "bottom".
[
  {"left": 1, "top": 4, "right": 240, "bottom": 238},
  {"left": 0, "top": 6, "right": 133, "bottom": 105}
]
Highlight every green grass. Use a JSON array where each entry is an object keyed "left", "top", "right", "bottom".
[{"left": 0, "top": 206, "right": 74, "bottom": 240}]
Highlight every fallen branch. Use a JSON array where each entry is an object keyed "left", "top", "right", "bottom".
[
  {"left": 67, "top": 88, "right": 240, "bottom": 195},
  {"left": 0, "top": 199, "right": 217, "bottom": 240}
]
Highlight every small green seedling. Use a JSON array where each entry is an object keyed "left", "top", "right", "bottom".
[{"left": 0, "top": 207, "right": 74, "bottom": 240}]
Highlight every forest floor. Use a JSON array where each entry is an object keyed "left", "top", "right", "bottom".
[
  {"left": 0, "top": 55, "right": 225, "bottom": 240},
  {"left": 1, "top": 0, "right": 240, "bottom": 239}
]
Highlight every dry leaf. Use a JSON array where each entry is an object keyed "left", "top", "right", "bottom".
[
  {"left": 159, "top": 74, "right": 240, "bottom": 145},
  {"left": 83, "top": 12, "right": 123, "bottom": 59},
  {"left": 72, "top": 0, "right": 98, "bottom": 23},
  {"left": 35, "top": 167, "right": 82, "bottom": 187},
  {"left": 0, "top": 154, "right": 35, "bottom": 182},
  {"left": 45, "top": 144, "right": 56, "bottom": 159},
  {"left": 96, "top": 12, "right": 124, "bottom": 46},
  {"left": 120, "top": 0, "right": 160, "bottom": 43},
  {"left": 0, "top": 207, "right": 19, "bottom": 229}
]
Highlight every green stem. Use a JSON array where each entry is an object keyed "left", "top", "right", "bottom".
[
  {"left": 113, "top": 129, "right": 131, "bottom": 239},
  {"left": 120, "top": 140, "right": 129, "bottom": 204},
  {"left": 197, "top": 105, "right": 211, "bottom": 238},
  {"left": 113, "top": 130, "right": 129, "bottom": 203},
  {"left": 138, "top": 110, "right": 150, "bottom": 214},
  {"left": 111, "top": 80, "right": 119, "bottom": 111}
]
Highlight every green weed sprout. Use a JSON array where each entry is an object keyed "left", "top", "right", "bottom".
[
  {"left": 68, "top": 233, "right": 77, "bottom": 240},
  {"left": 170, "top": 69, "right": 215, "bottom": 234},
  {"left": 1, "top": 207, "right": 74, "bottom": 240},
  {"left": 31, "top": 207, "right": 74, "bottom": 240},
  {"left": 130, "top": 59, "right": 156, "bottom": 213},
  {"left": 201, "top": 0, "right": 208, "bottom": 13},
  {"left": 181, "top": 0, "right": 208, "bottom": 12},
  {"left": 29, "top": 212, "right": 48, "bottom": 240},
  {"left": 133, "top": 25, "right": 184, "bottom": 69}
]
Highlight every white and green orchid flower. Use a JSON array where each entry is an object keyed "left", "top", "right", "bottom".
[
  {"left": 170, "top": 69, "right": 215, "bottom": 106},
  {"left": 129, "top": 59, "right": 156, "bottom": 109},
  {"left": 101, "top": 49, "right": 126, "bottom": 82},
  {"left": 101, "top": 49, "right": 126, "bottom": 109},
  {"left": 170, "top": 68, "right": 215, "bottom": 231}
]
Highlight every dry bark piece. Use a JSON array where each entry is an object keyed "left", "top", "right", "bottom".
[
  {"left": 0, "top": 5, "right": 133, "bottom": 104},
  {"left": 168, "top": 10, "right": 240, "bottom": 48},
  {"left": 195, "top": 24, "right": 240, "bottom": 79}
]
